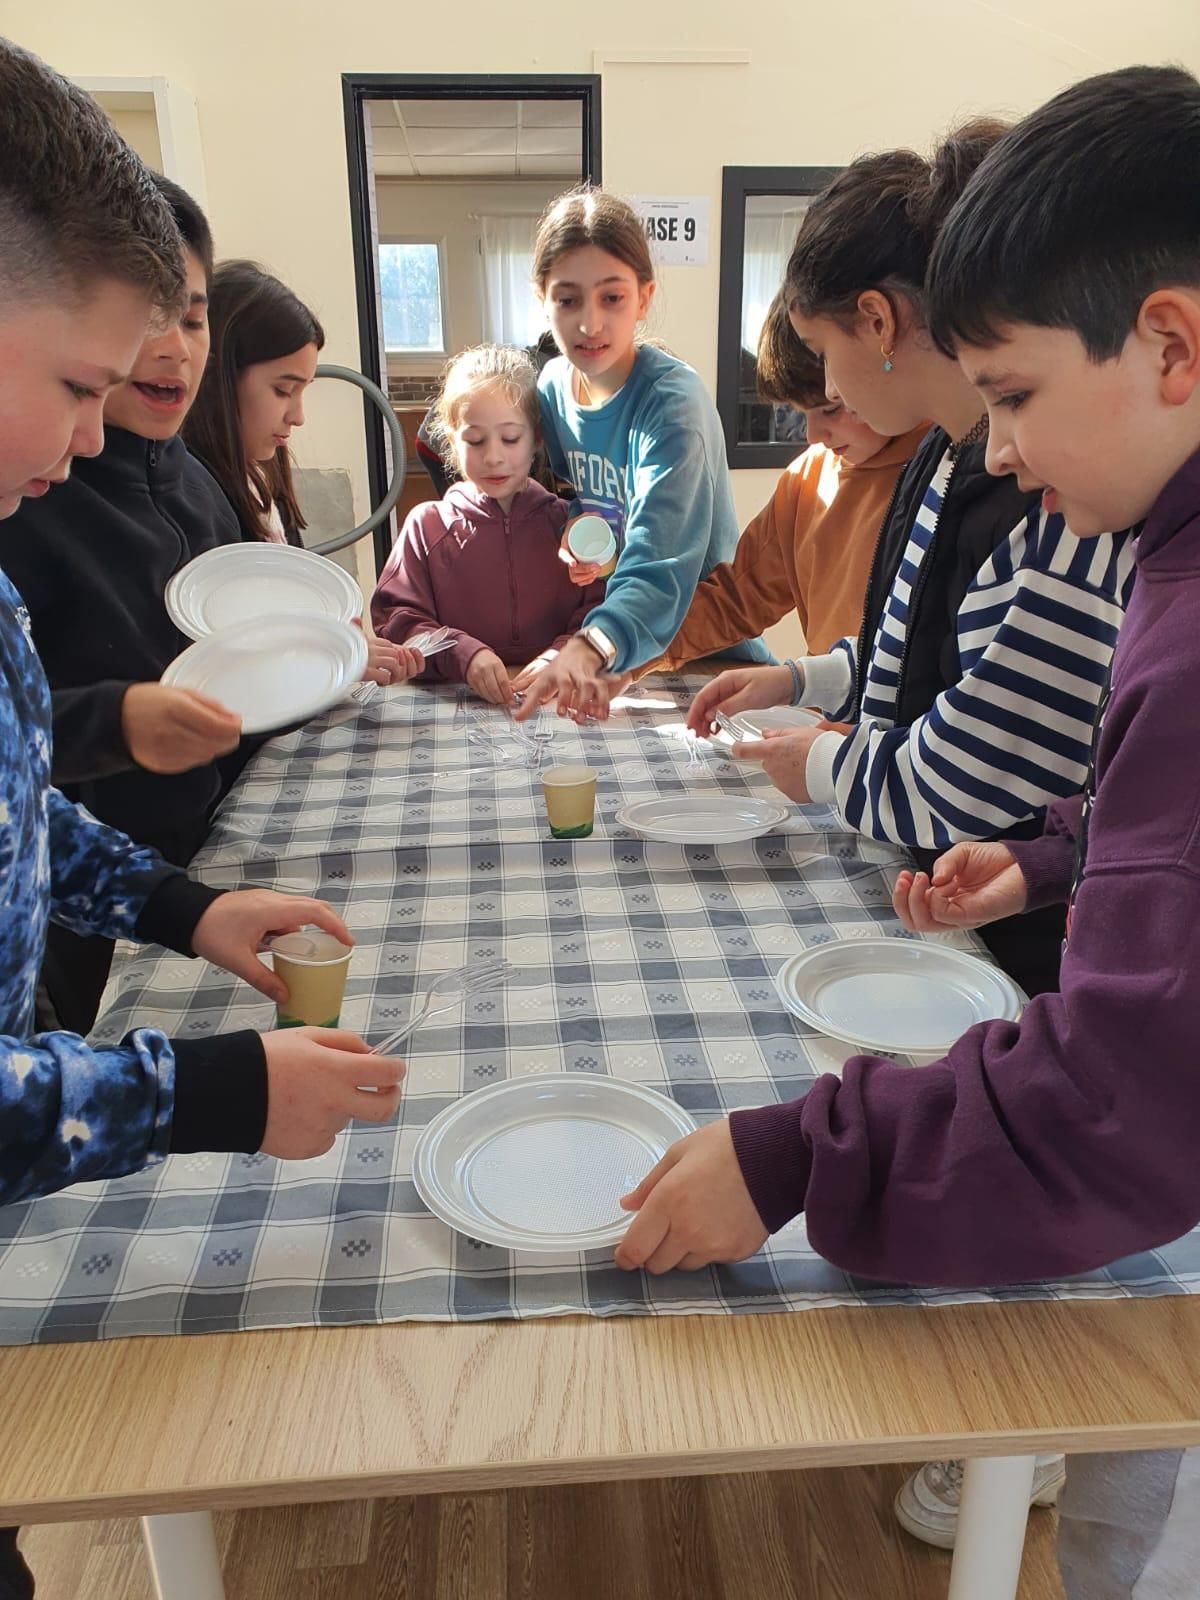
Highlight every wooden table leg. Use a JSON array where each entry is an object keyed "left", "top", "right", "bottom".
[
  {"left": 141, "top": 1512, "right": 225, "bottom": 1600},
  {"left": 948, "top": 1454, "right": 1038, "bottom": 1600}
]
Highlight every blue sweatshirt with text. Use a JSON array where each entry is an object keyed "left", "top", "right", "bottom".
[{"left": 538, "top": 346, "right": 769, "bottom": 672}]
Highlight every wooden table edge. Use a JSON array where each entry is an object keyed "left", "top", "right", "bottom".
[{"left": 10, "top": 1421, "right": 1200, "bottom": 1527}]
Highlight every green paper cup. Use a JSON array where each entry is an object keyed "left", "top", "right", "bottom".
[
  {"left": 269, "top": 930, "right": 352, "bottom": 1029},
  {"left": 541, "top": 764, "right": 597, "bottom": 839}
]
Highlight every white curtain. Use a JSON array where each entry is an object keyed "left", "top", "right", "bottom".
[
  {"left": 479, "top": 214, "right": 544, "bottom": 347},
  {"left": 741, "top": 203, "right": 809, "bottom": 355}
]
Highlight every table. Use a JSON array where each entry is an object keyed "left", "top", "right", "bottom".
[{"left": 2, "top": 678, "right": 1197, "bottom": 1599}]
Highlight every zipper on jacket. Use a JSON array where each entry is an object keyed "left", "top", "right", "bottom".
[
  {"left": 503, "top": 510, "right": 519, "bottom": 645},
  {"left": 851, "top": 474, "right": 906, "bottom": 720},
  {"left": 144, "top": 439, "right": 192, "bottom": 585},
  {"left": 893, "top": 450, "right": 962, "bottom": 712}
]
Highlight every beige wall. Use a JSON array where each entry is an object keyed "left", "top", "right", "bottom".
[
  {"left": 14, "top": 0, "right": 1199, "bottom": 608},
  {"left": 106, "top": 105, "right": 162, "bottom": 170},
  {"left": 377, "top": 178, "right": 566, "bottom": 379}
]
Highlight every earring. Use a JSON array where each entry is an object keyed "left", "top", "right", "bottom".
[{"left": 881, "top": 346, "right": 895, "bottom": 373}]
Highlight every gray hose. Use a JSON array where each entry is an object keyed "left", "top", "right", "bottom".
[{"left": 307, "top": 363, "right": 408, "bottom": 556}]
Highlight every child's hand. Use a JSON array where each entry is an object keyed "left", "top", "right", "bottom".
[
  {"left": 893, "top": 842, "right": 1027, "bottom": 933},
  {"left": 728, "top": 725, "right": 833, "bottom": 803},
  {"left": 510, "top": 649, "right": 558, "bottom": 695},
  {"left": 466, "top": 648, "right": 513, "bottom": 706},
  {"left": 686, "top": 665, "right": 796, "bottom": 738},
  {"left": 557, "top": 535, "right": 602, "bottom": 587},
  {"left": 511, "top": 636, "right": 611, "bottom": 722},
  {"left": 191, "top": 889, "right": 352, "bottom": 1003},
  {"left": 614, "top": 1119, "right": 768, "bottom": 1273},
  {"left": 363, "top": 635, "right": 422, "bottom": 685},
  {"left": 260, "top": 1028, "right": 404, "bottom": 1159},
  {"left": 121, "top": 683, "right": 242, "bottom": 774}
]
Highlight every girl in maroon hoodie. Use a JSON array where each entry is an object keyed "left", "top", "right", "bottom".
[{"left": 371, "top": 345, "right": 605, "bottom": 705}]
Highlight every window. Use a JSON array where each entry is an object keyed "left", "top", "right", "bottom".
[
  {"left": 479, "top": 215, "right": 543, "bottom": 347},
  {"left": 378, "top": 241, "right": 446, "bottom": 353}
]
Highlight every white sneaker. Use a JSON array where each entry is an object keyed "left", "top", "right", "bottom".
[{"left": 894, "top": 1456, "right": 1067, "bottom": 1550}]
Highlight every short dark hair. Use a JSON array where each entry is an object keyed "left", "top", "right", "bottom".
[
  {"left": 756, "top": 292, "right": 827, "bottom": 407},
  {"left": 784, "top": 119, "right": 1010, "bottom": 326},
  {"left": 151, "top": 174, "right": 214, "bottom": 284},
  {"left": 928, "top": 66, "right": 1200, "bottom": 361},
  {"left": 0, "top": 37, "right": 184, "bottom": 318},
  {"left": 184, "top": 261, "right": 325, "bottom": 540}
]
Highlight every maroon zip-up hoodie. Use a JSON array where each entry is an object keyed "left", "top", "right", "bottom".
[
  {"left": 730, "top": 446, "right": 1200, "bottom": 1288},
  {"left": 371, "top": 481, "right": 604, "bottom": 682}
]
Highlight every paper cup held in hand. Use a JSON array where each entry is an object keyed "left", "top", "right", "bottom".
[
  {"left": 541, "top": 764, "right": 597, "bottom": 839},
  {"left": 564, "top": 514, "right": 617, "bottom": 578},
  {"left": 269, "top": 930, "right": 352, "bottom": 1028}
]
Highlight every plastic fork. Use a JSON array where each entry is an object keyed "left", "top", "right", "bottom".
[{"left": 370, "top": 957, "right": 514, "bottom": 1055}]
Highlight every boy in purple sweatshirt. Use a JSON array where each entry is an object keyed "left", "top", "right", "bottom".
[
  {"left": 614, "top": 65, "right": 1200, "bottom": 1592},
  {"left": 372, "top": 343, "right": 604, "bottom": 706}
]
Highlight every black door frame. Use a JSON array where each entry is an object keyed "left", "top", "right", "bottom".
[{"left": 341, "top": 72, "right": 603, "bottom": 574}]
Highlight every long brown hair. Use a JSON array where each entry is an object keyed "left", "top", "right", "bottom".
[
  {"left": 531, "top": 186, "right": 654, "bottom": 296},
  {"left": 184, "top": 260, "right": 325, "bottom": 540}
]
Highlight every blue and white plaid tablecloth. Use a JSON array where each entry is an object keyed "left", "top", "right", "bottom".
[
  {"left": 2, "top": 676, "right": 1196, "bottom": 1345},
  {"left": 192, "top": 675, "right": 840, "bottom": 868}
]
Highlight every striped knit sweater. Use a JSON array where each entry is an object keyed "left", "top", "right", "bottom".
[{"left": 800, "top": 446, "right": 1135, "bottom": 849}]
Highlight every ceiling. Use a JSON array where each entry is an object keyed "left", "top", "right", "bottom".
[{"left": 367, "top": 98, "right": 583, "bottom": 180}]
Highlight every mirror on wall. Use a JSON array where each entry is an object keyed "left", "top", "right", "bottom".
[
  {"left": 344, "top": 74, "right": 601, "bottom": 574},
  {"left": 715, "top": 166, "right": 842, "bottom": 470}
]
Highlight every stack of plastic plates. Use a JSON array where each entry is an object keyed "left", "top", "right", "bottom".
[
  {"left": 166, "top": 544, "right": 363, "bottom": 641},
  {"left": 412, "top": 1074, "right": 696, "bottom": 1252},
  {"left": 614, "top": 794, "right": 789, "bottom": 843},
  {"left": 775, "top": 937, "right": 1024, "bottom": 1059},
  {"left": 162, "top": 614, "right": 368, "bottom": 734}
]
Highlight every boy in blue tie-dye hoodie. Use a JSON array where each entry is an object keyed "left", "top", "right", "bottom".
[{"left": 0, "top": 43, "right": 405, "bottom": 1212}]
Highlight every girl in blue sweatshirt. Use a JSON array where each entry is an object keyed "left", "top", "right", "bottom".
[{"left": 513, "top": 188, "right": 768, "bottom": 722}]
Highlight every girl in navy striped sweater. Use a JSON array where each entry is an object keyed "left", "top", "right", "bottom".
[{"left": 690, "top": 122, "right": 1134, "bottom": 1000}]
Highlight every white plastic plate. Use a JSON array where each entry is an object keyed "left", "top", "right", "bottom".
[
  {"left": 614, "top": 794, "right": 789, "bottom": 843},
  {"left": 161, "top": 614, "right": 368, "bottom": 734},
  {"left": 775, "top": 937, "right": 1024, "bottom": 1055},
  {"left": 728, "top": 705, "right": 822, "bottom": 738},
  {"left": 412, "top": 1073, "right": 697, "bottom": 1252},
  {"left": 166, "top": 543, "right": 362, "bottom": 640}
]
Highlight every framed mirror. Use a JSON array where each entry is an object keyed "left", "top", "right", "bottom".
[{"left": 716, "top": 165, "right": 842, "bottom": 470}]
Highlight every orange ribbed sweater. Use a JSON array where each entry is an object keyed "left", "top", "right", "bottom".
[{"left": 653, "top": 425, "right": 928, "bottom": 668}]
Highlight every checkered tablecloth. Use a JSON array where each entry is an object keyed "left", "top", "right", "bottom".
[
  {"left": 1, "top": 825, "right": 1196, "bottom": 1346},
  {"left": 192, "top": 674, "right": 839, "bottom": 869}
]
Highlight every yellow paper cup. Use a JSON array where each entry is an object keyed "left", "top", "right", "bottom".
[
  {"left": 269, "top": 930, "right": 352, "bottom": 1029},
  {"left": 564, "top": 513, "right": 617, "bottom": 579},
  {"left": 541, "top": 764, "right": 597, "bottom": 839}
]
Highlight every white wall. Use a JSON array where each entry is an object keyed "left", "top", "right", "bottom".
[
  {"left": 15, "top": 0, "right": 1199, "bottom": 590},
  {"left": 377, "top": 178, "right": 566, "bottom": 379}
]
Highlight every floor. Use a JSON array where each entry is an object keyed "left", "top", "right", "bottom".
[{"left": 20, "top": 1464, "right": 1065, "bottom": 1598}]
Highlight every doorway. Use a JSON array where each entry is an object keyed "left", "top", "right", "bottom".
[{"left": 342, "top": 74, "right": 602, "bottom": 574}]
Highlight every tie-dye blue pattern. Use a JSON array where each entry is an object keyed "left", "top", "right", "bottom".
[{"left": 0, "top": 568, "right": 177, "bottom": 1207}]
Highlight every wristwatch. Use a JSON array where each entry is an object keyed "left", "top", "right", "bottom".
[{"left": 576, "top": 624, "right": 618, "bottom": 670}]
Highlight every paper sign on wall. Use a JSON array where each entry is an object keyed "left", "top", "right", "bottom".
[{"left": 628, "top": 195, "right": 709, "bottom": 266}]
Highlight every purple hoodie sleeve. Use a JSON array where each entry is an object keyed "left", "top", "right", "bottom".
[
  {"left": 370, "top": 505, "right": 487, "bottom": 683},
  {"left": 1007, "top": 796, "right": 1082, "bottom": 911},
  {"left": 728, "top": 682, "right": 1200, "bottom": 1286}
]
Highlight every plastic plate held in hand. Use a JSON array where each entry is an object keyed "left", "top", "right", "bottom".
[
  {"left": 413, "top": 1073, "right": 696, "bottom": 1252},
  {"left": 774, "top": 937, "right": 1024, "bottom": 1056}
]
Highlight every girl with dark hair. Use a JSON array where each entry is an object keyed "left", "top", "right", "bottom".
[
  {"left": 185, "top": 261, "right": 418, "bottom": 684},
  {"left": 185, "top": 260, "right": 323, "bottom": 546}
]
